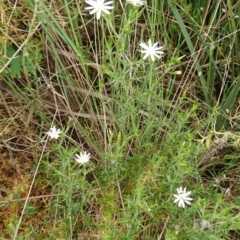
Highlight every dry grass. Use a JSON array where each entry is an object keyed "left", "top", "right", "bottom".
[{"left": 0, "top": 88, "right": 54, "bottom": 238}]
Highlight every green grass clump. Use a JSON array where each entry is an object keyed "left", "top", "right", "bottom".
[{"left": 0, "top": 0, "right": 240, "bottom": 239}]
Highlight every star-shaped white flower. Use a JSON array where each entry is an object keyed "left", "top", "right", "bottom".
[
  {"left": 139, "top": 39, "right": 164, "bottom": 61},
  {"left": 85, "top": 0, "right": 114, "bottom": 20},
  {"left": 47, "top": 126, "right": 62, "bottom": 140},
  {"left": 126, "top": 0, "right": 146, "bottom": 6},
  {"left": 75, "top": 151, "right": 91, "bottom": 164},
  {"left": 173, "top": 187, "right": 193, "bottom": 208}
]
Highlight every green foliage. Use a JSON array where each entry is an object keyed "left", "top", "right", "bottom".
[
  {"left": 1, "top": 0, "right": 240, "bottom": 239},
  {"left": 0, "top": 41, "right": 42, "bottom": 79}
]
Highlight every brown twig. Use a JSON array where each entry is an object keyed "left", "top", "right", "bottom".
[{"left": 0, "top": 193, "right": 60, "bottom": 204}]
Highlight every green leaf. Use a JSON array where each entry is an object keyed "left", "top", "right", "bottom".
[
  {"left": 6, "top": 44, "right": 22, "bottom": 78},
  {"left": 9, "top": 55, "right": 22, "bottom": 78},
  {"left": 215, "top": 76, "right": 240, "bottom": 131}
]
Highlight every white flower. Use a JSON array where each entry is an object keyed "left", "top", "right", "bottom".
[
  {"left": 139, "top": 39, "right": 164, "bottom": 61},
  {"left": 47, "top": 126, "right": 62, "bottom": 140},
  {"left": 75, "top": 151, "right": 91, "bottom": 164},
  {"left": 126, "top": 0, "right": 146, "bottom": 6},
  {"left": 173, "top": 187, "right": 193, "bottom": 208},
  {"left": 85, "top": 0, "right": 114, "bottom": 20}
]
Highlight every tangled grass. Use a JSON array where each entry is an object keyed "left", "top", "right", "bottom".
[{"left": 0, "top": 0, "right": 240, "bottom": 239}]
